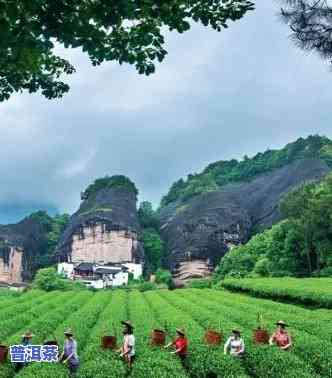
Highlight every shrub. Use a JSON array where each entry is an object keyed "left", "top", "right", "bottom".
[
  {"left": 137, "top": 281, "right": 157, "bottom": 292},
  {"left": 33, "top": 267, "right": 86, "bottom": 291},
  {"left": 155, "top": 269, "right": 172, "bottom": 286},
  {"left": 187, "top": 278, "right": 212, "bottom": 289},
  {"left": 317, "top": 266, "right": 332, "bottom": 277},
  {"left": 253, "top": 258, "right": 270, "bottom": 276}
]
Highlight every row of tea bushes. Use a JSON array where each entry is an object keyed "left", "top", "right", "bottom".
[
  {"left": 221, "top": 278, "right": 332, "bottom": 308},
  {"left": 128, "top": 291, "right": 187, "bottom": 378},
  {"left": 178, "top": 289, "right": 331, "bottom": 377},
  {"left": 157, "top": 290, "right": 319, "bottom": 378}
]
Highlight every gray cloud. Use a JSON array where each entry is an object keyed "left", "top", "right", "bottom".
[{"left": 0, "top": 1, "right": 331, "bottom": 221}]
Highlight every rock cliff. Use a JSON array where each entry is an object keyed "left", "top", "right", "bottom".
[
  {"left": 56, "top": 176, "right": 144, "bottom": 265},
  {"left": 158, "top": 158, "right": 330, "bottom": 281},
  {"left": 0, "top": 216, "right": 49, "bottom": 283}
]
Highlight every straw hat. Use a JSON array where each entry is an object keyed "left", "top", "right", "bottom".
[
  {"left": 176, "top": 328, "right": 185, "bottom": 336},
  {"left": 276, "top": 320, "right": 288, "bottom": 327},
  {"left": 121, "top": 320, "right": 134, "bottom": 330},
  {"left": 64, "top": 328, "right": 74, "bottom": 336},
  {"left": 22, "top": 331, "right": 34, "bottom": 338}
]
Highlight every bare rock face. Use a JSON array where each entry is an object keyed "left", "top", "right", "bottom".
[
  {"left": 56, "top": 181, "right": 144, "bottom": 266},
  {"left": 159, "top": 159, "right": 330, "bottom": 281},
  {"left": 0, "top": 217, "right": 49, "bottom": 283},
  {"left": 0, "top": 246, "right": 23, "bottom": 284}
]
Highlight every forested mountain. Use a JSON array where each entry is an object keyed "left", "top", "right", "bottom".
[
  {"left": 158, "top": 136, "right": 332, "bottom": 281},
  {"left": 160, "top": 135, "right": 332, "bottom": 208}
]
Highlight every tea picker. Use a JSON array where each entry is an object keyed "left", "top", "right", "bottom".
[
  {"left": 118, "top": 320, "right": 135, "bottom": 369},
  {"left": 60, "top": 328, "right": 80, "bottom": 377},
  {"left": 224, "top": 329, "right": 245, "bottom": 358},
  {"left": 164, "top": 327, "right": 188, "bottom": 368},
  {"left": 269, "top": 320, "right": 292, "bottom": 350}
]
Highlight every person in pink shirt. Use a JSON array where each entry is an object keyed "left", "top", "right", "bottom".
[{"left": 269, "top": 320, "right": 292, "bottom": 350}]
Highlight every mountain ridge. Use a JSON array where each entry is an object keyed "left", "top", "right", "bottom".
[
  {"left": 0, "top": 135, "right": 331, "bottom": 283},
  {"left": 160, "top": 135, "right": 332, "bottom": 208}
]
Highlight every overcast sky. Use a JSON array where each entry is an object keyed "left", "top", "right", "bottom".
[{"left": 1, "top": 1, "right": 332, "bottom": 223}]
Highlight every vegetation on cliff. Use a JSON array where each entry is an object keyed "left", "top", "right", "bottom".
[
  {"left": 161, "top": 135, "right": 332, "bottom": 207},
  {"left": 216, "top": 173, "right": 332, "bottom": 278},
  {"left": 82, "top": 175, "right": 138, "bottom": 200}
]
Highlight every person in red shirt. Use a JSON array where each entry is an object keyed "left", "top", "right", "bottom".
[
  {"left": 269, "top": 320, "right": 292, "bottom": 350},
  {"left": 165, "top": 328, "right": 188, "bottom": 366}
]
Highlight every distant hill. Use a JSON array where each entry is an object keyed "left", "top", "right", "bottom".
[{"left": 0, "top": 203, "right": 58, "bottom": 224}]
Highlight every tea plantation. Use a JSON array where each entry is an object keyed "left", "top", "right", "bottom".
[{"left": 0, "top": 287, "right": 330, "bottom": 378}]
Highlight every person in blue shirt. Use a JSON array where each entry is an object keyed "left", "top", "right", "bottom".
[{"left": 60, "top": 329, "right": 79, "bottom": 377}]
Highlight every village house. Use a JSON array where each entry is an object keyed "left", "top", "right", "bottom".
[{"left": 58, "top": 261, "right": 142, "bottom": 289}]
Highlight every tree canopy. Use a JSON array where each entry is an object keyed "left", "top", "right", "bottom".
[
  {"left": 281, "top": 0, "right": 332, "bottom": 66},
  {"left": 0, "top": 0, "right": 254, "bottom": 101}
]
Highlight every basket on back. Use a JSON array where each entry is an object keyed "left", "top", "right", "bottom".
[
  {"left": 253, "top": 313, "right": 269, "bottom": 344},
  {"left": 203, "top": 321, "right": 223, "bottom": 346}
]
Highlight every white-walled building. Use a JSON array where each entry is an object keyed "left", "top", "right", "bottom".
[
  {"left": 57, "top": 262, "right": 74, "bottom": 279},
  {"left": 57, "top": 261, "right": 143, "bottom": 289},
  {"left": 93, "top": 265, "right": 129, "bottom": 287},
  {"left": 123, "top": 263, "right": 142, "bottom": 280}
]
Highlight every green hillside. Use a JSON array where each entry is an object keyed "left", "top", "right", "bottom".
[{"left": 160, "top": 135, "right": 332, "bottom": 207}]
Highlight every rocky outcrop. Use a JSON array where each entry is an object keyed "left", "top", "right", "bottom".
[
  {"left": 0, "top": 216, "right": 49, "bottom": 283},
  {"left": 56, "top": 178, "right": 144, "bottom": 265},
  {"left": 0, "top": 246, "right": 23, "bottom": 284},
  {"left": 159, "top": 159, "right": 330, "bottom": 281}
]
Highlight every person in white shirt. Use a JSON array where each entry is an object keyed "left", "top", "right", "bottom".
[
  {"left": 224, "top": 329, "right": 245, "bottom": 357},
  {"left": 119, "top": 320, "right": 135, "bottom": 369}
]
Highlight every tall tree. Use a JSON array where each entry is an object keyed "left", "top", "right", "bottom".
[
  {"left": 138, "top": 201, "right": 159, "bottom": 230},
  {"left": 0, "top": 0, "right": 254, "bottom": 101}
]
